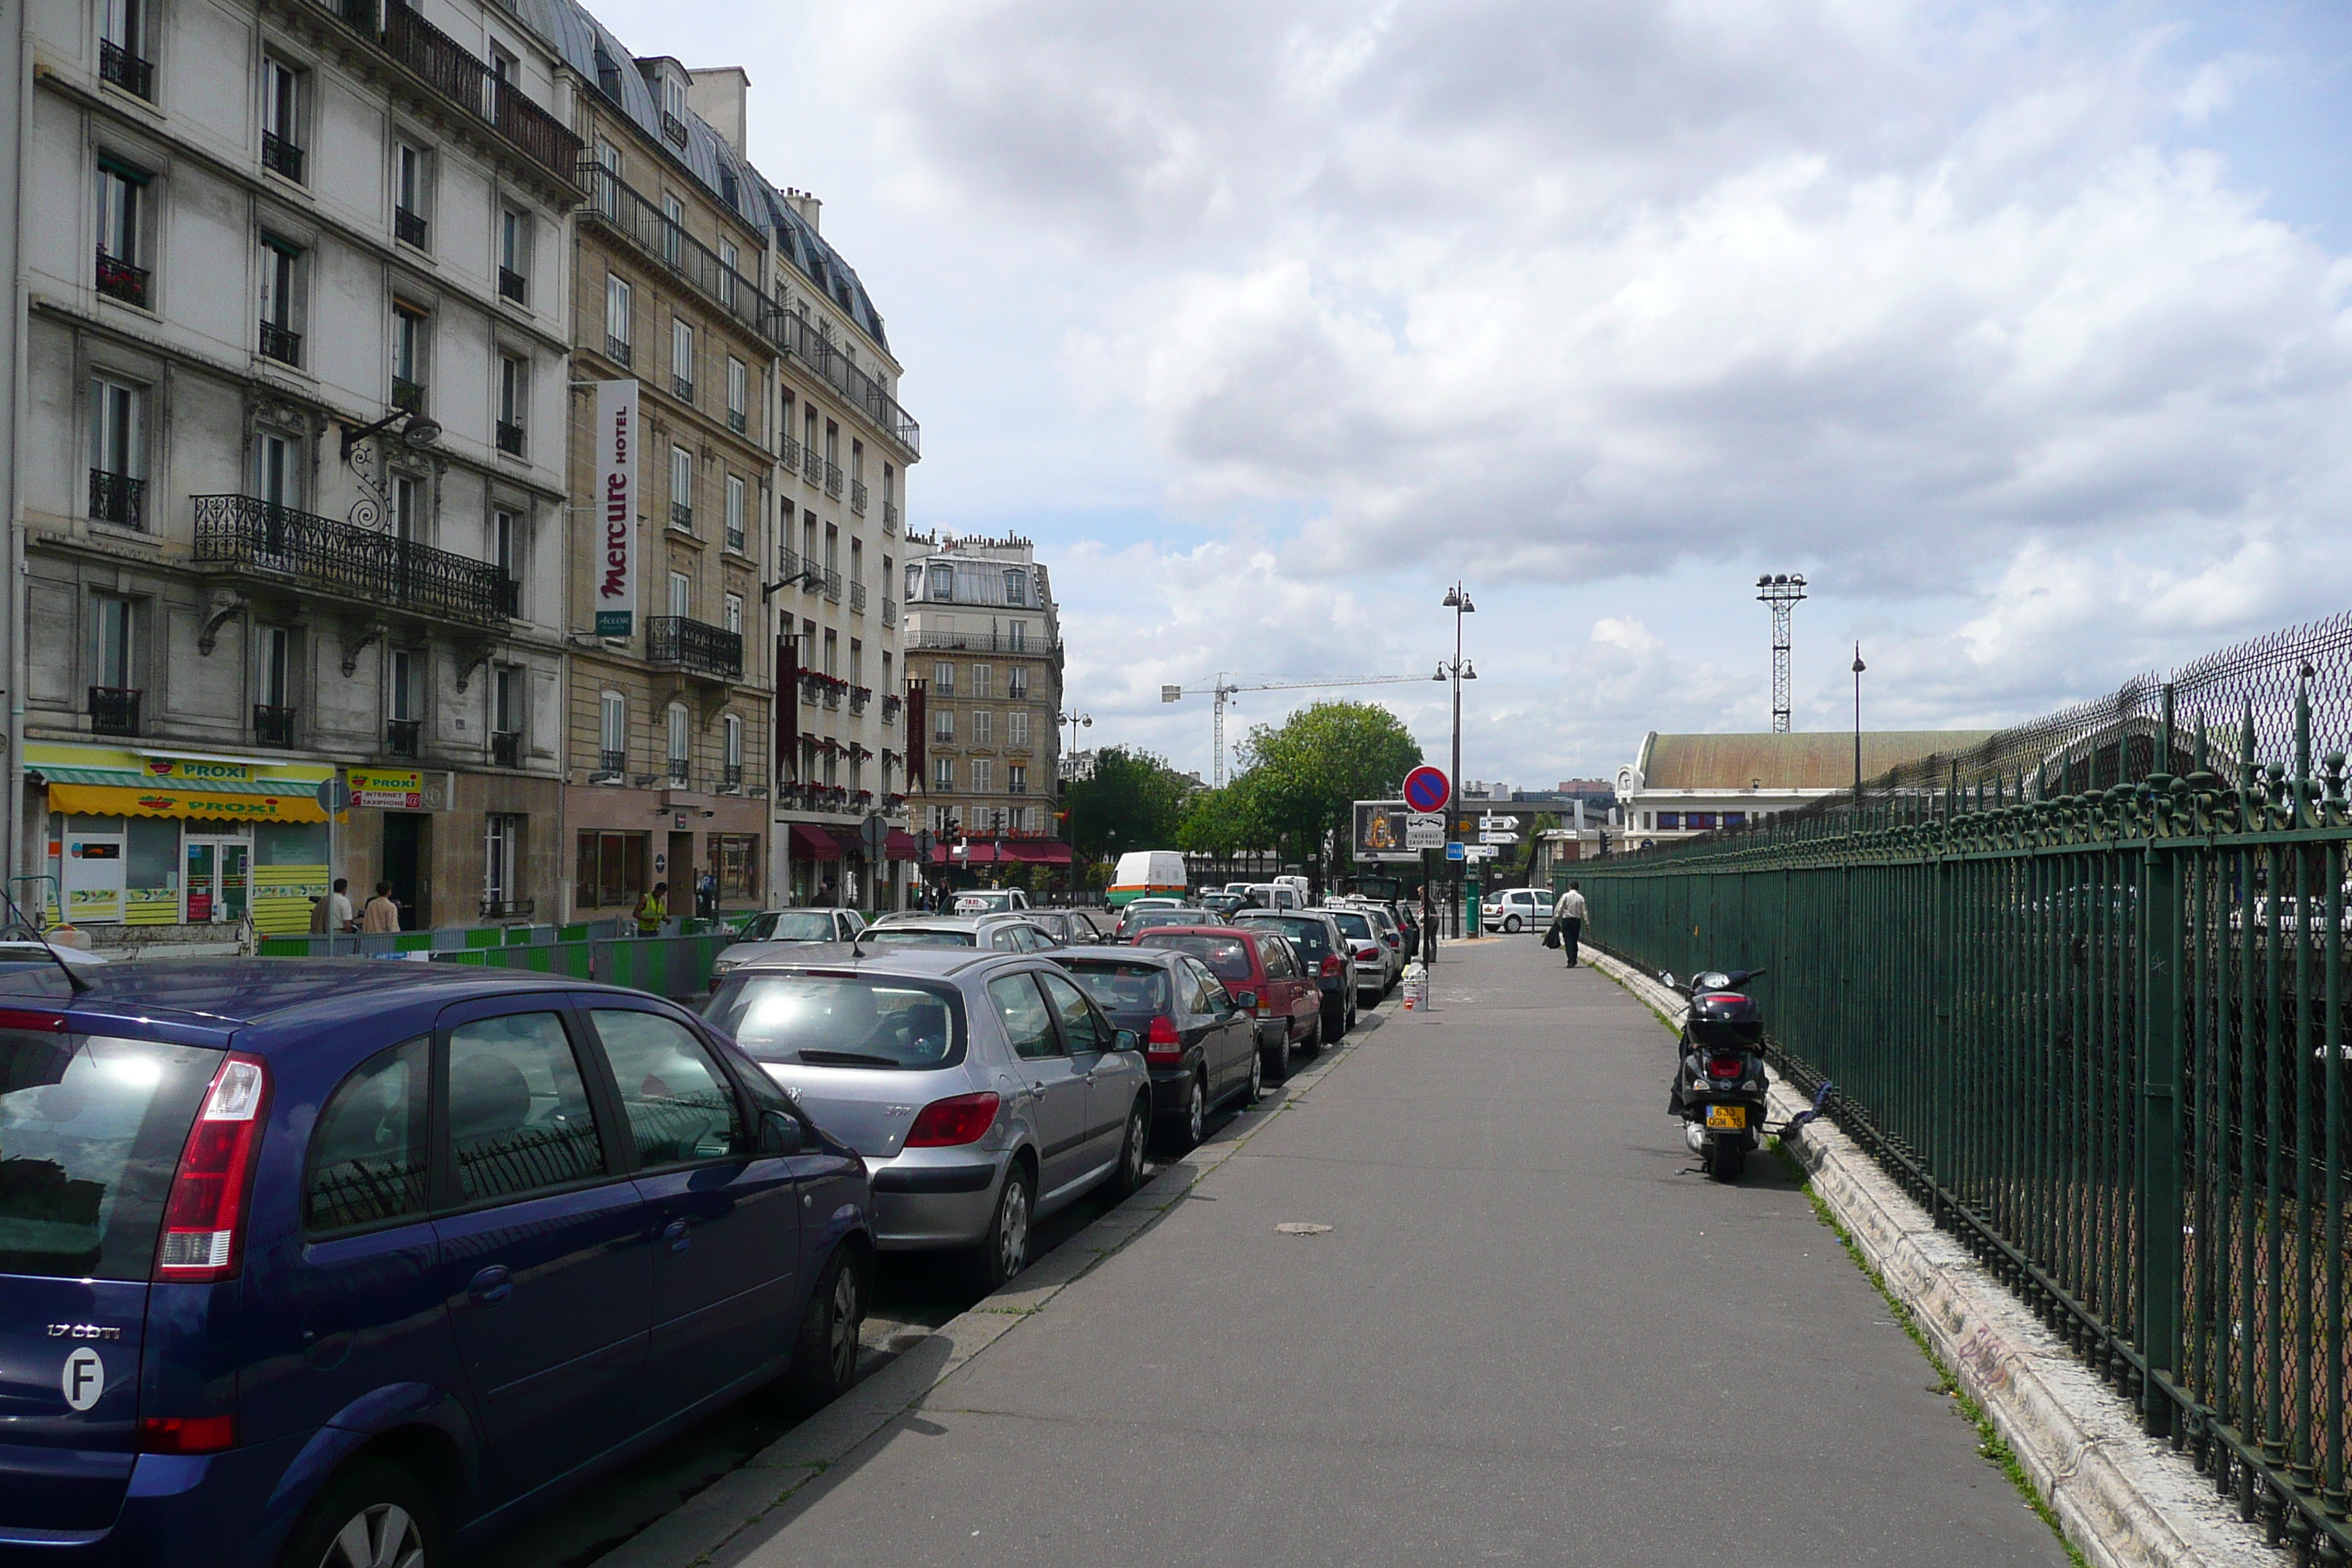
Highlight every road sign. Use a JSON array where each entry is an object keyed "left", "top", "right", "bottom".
[
  {"left": 1444, "top": 841, "right": 1466, "bottom": 862},
  {"left": 861, "top": 813, "right": 890, "bottom": 862},
  {"left": 1479, "top": 830, "right": 1520, "bottom": 845},
  {"left": 1403, "top": 765, "right": 1451, "bottom": 815},
  {"left": 1463, "top": 844, "right": 1499, "bottom": 861},
  {"left": 1478, "top": 814, "right": 1522, "bottom": 830},
  {"left": 1406, "top": 813, "right": 1445, "bottom": 849}
]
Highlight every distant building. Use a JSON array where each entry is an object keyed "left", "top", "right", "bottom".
[{"left": 1614, "top": 730, "right": 1997, "bottom": 844}]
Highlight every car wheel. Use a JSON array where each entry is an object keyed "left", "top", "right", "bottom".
[
  {"left": 1504, "top": 915, "right": 1523, "bottom": 932},
  {"left": 974, "top": 1163, "right": 1032, "bottom": 1289},
  {"left": 1108, "top": 1098, "right": 1150, "bottom": 1198},
  {"left": 1297, "top": 1011, "right": 1324, "bottom": 1060},
  {"left": 1322, "top": 996, "right": 1344, "bottom": 1041},
  {"left": 785, "top": 1246, "right": 865, "bottom": 1410},
  {"left": 1245, "top": 1047, "right": 1264, "bottom": 1104},
  {"left": 276, "top": 1458, "right": 445, "bottom": 1568},
  {"left": 1263, "top": 1026, "right": 1292, "bottom": 1083}
]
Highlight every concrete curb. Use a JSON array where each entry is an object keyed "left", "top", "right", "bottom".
[
  {"left": 1586, "top": 951, "right": 2284, "bottom": 1568},
  {"left": 589, "top": 1001, "right": 1395, "bottom": 1568}
]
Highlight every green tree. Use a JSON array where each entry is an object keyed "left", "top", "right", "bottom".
[
  {"left": 1064, "top": 745, "right": 1194, "bottom": 870},
  {"left": 1229, "top": 701, "right": 1422, "bottom": 892},
  {"left": 1177, "top": 785, "right": 1267, "bottom": 859}
]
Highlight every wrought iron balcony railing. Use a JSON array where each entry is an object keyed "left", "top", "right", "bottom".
[
  {"left": 905, "top": 630, "right": 1064, "bottom": 654},
  {"left": 849, "top": 686, "right": 872, "bottom": 715},
  {"left": 262, "top": 132, "right": 304, "bottom": 181},
  {"left": 88, "top": 687, "right": 141, "bottom": 737},
  {"left": 670, "top": 502, "right": 693, "bottom": 532},
  {"left": 851, "top": 480, "right": 867, "bottom": 516},
  {"left": 850, "top": 581, "right": 867, "bottom": 615},
  {"left": 496, "top": 421, "right": 524, "bottom": 456},
  {"left": 368, "top": 0, "right": 581, "bottom": 184},
  {"left": 394, "top": 207, "right": 428, "bottom": 248},
  {"left": 479, "top": 896, "right": 535, "bottom": 919},
  {"left": 882, "top": 598, "right": 897, "bottom": 627},
  {"left": 88, "top": 470, "right": 144, "bottom": 529},
  {"left": 645, "top": 615, "right": 744, "bottom": 682},
  {"left": 100, "top": 39, "right": 155, "bottom": 98},
  {"left": 801, "top": 445, "right": 823, "bottom": 484},
  {"left": 605, "top": 335, "right": 632, "bottom": 367},
  {"left": 386, "top": 718, "right": 421, "bottom": 758},
  {"left": 771, "top": 309, "right": 921, "bottom": 459},
  {"left": 722, "top": 765, "right": 744, "bottom": 794},
  {"left": 666, "top": 757, "right": 690, "bottom": 784},
  {"left": 255, "top": 704, "right": 297, "bottom": 748},
  {"left": 597, "top": 747, "right": 626, "bottom": 778},
  {"left": 823, "top": 570, "right": 842, "bottom": 603},
  {"left": 823, "top": 461, "right": 843, "bottom": 499},
  {"left": 499, "top": 267, "right": 527, "bottom": 304},
  {"left": 491, "top": 730, "right": 521, "bottom": 768},
  {"left": 779, "top": 432, "right": 801, "bottom": 468},
  {"left": 193, "top": 494, "right": 519, "bottom": 627},
  {"left": 259, "top": 320, "right": 302, "bottom": 366},
  {"left": 882, "top": 694, "right": 902, "bottom": 723},
  {"left": 882, "top": 500, "right": 900, "bottom": 535},
  {"left": 96, "top": 249, "right": 148, "bottom": 308},
  {"left": 392, "top": 377, "right": 424, "bottom": 412},
  {"left": 726, "top": 524, "right": 746, "bottom": 555},
  {"left": 672, "top": 374, "right": 694, "bottom": 404},
  {"left": 728, "top": 407, "right": 746, "bottom": 435}
]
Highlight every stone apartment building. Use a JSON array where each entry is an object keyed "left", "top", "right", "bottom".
[
  {"left": 900, "top": 532, "right": 1070, "bottom": 883},
  {"left": 13, "top": 0, "right": 578, "bottom": 934}
]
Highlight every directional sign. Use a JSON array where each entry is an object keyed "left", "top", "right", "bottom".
[
  {"left": 1479, "top": 814, "right": 1522, "bottom": 831},
  {"left": 1406, "top": 814, "right": 1445, "bottom": 849},
  {"left": 1463, "top": 844, "right": 1500, "bottom": 860},
  {"left": 1479, "top": 830, "right": 1520, "bottom": 845},
  {"left": 1402, "top": 765, "right": 1451, "bottom": 815}
]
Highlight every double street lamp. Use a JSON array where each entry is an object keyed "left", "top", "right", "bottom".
[{"left": 1435, "top": 583, "right": 1477, "bottom": 937}]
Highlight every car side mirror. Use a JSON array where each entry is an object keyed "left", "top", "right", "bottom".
[
  {"left": 1235, "top": 990, "right": 1258, "bottom": 1011},
  {"left": 1114, "top": 1028, "right": 1140, "bottom": 1054},
  {"left": 759, "top": 1108, "right": 806, "bottom": 1156}
]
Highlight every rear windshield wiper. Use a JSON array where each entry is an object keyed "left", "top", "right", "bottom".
[{"left": 795, "top": 1049, "right": 903, "bottom": 1067}]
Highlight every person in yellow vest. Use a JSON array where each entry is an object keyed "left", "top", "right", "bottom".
[{"left": 635, "top": 882, "right": 668, "bottom": 936}]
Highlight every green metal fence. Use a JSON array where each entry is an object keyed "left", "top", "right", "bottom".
[{"left": 1580, "top": 614, "right": 2352, "bottom": 1560}]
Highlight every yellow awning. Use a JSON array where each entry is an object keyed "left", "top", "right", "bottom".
[{"left": 47, "top": 782, "right": 330, "bottom": 824}]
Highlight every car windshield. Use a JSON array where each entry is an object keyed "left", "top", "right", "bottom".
[
  {"left": 0, "top": 1025, "right": 222, "bottom": 1279},
  {"left": 1137, "top": 932, "right": 1253, "bottom": 981},
  {"left": 1237, "top": 915, "right": 1330, "bottom": 954},
  {"left": 1060, "top": 960, "right": 1172, "bottom": 1017},
  {"left": 742, "top": 911, "right": 838, "bottom": 942},
  {"left": 707, "top": 975, "right": 963, "bottom": 1068},
  {"left": 859, "top": 927, "right": 976, "bottom": 949}
]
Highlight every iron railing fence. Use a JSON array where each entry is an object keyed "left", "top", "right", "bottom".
[
  {"left": 1579, "top": 611, "right": 2352, "bottom": 1559},
  {"left": 192, "top": 494, "right": 519, "bottom": 627},
  {"left": 644, "top": 615, "right": 743, "bottom": 682}
]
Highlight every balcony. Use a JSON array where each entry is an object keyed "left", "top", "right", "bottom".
[
  {"left": 823, "top": 461, "right": 843, "bottom": 500},
  {"left": 672, "top": 374, "right": 694, "bottom": 404},
  {"left": 823, "top": 684, "right": 843, "bottom": 711},
  {"left": 366, "top": 0, "right": 582, "bottom": 184},
  {"left": 193, "top": 494, "right": 520, "bottom": 628},
  {"left": 262, "top": 131, "right": 304, "bottom": 182},
  {"left": 850, "top": 582, "right": 867, "bottom": 615},
  {"left": 660, "top": 110, "right": 687, "bottom": 147},
  {"left": 780, "top": 432, "right": 801, "bottom": 469},
  {"left": 88, "top": 687, "right": 141, "bottom": 738},
  {"left": 726, "top": 524, "right": 746, "bottom": 555},
  {"left": 491, "top": 730, "right": 521, "bottom": 768},
  {"left": 596, "top": 747, "right": 626, "bottom": 778},
  {"left": 95, "top": 249, "right": 148, "bottom": 308},
  {"left": 479, "top": 896, "right": 535, "bottom": 920},
  {"left": 727, "top": 407, "right": 746, "bottom": 435},
  {"left": 394, "top": 207, "right": 428, "bottom": 249},
  {"left": 883, "top": 500, "right": 900, "bottom": 535},
  {"left": 801, "top": 445, "right": 823, "bottom": 485},
  {"left": 496, "top": 421, "right": 524, "bottom": 457},
  {"left": 259, "top": 320, "right": 302, "bottom": 366},
  {"left": 906, "top": 630, "right": 1064, "bottom": 655},
  {"left": 386, "top": 718, "right": 421, "bottom": 758},
  {"left": 605, "top": 335, "right": 633, "bottom": 367},
  {"left": 670, "top": 502, "right": 693, "bottom": 533},
  {"left": 392, "top": 377, "right": 425, "bottom": 412},
  {"left": 666, "top": 757, "right": 690, "bottom": 785},
  {"left": 645, "top": 615, "right": 744, "bottom": 682},
  {"left": 851, "top": 480, "right": 868, "bottom": 516},
  {"left": 577, "top": 166, "right": 777, "bottom": 361},
  {"left": 721, "top": 764, "right": 744, "bottom": 794},
  {"left": 99, "top": 38, "right": 154, "bottom": 98},
  {"left": 499, "top": 267, "right": 527, "bottom": 304},
  {"left": 255, "top": 704, "right": 297, "bottom": 748},
  {"left": 771, "top": 309, "right": 921, "bottom": 459},
  {"left": 882, "top": 694, "right": 902, "bottom": 723},
  {"left": 882, "top": 598, "right": 897, "bottom": 627},
  {"left": 823, "top": 570, "right": 843, "bottom": 603},
  {"left": 88, "top": 470, "right": 144, "bottom": 530},
  {"left": 849, "top": 686, "right": 872, "bottom": 716}
]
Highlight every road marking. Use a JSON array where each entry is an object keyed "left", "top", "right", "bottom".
[{"left": 1273, "top": 1222, "right": 1333, "bottom": 1235}]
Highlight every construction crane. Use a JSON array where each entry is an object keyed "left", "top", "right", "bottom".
[{"left": 1161, "top": 672, "right": 1428, "bottom": 788}]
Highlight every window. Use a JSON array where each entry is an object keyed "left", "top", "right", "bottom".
[
  {"left": 1009, "top": 764, "right": 1028, "bottom": 796},
  {"left": 849, "top": 639, "right": 863, "bottom": 683},
  {"left": 257, "top": 431, "right": 299, "bottom": 509},
  {"left": 933, "top": 660, "right": 955, "bottom": 696},
  {"left": 98, "top": 0, "right": 153, "bottom": 98},
  {"left": 668, "top": 570, "right": 690, "bottom": 620},
  {"left": 666, "top": 701, "right": 690, "bottom": 766},
  {"left": 714, "top": 834, "right": 757, "bottom": 896},
  {"left": 725, "top": 356, "right": 747, "bottom": 431},
  {"left": 393, "top": 143, "right": 429, "bottom": 248},
  {"left": 94, "top": 161, "right": 147, "bottom": 306},
  {"left": 605, "top": 274, "right": 632, "bottom": 363},
  {"left": 725, "top": 475, "right": 746, "bottom": 553},
  {"left": 718, "top": 240, "right": 740, "bottom": 310},
  {"left": 484, "top": 813, "right": 524, "bottom": 908},
  {"left": 1004, "top": 569, "right": 1027, "bottom": 606},
  {"left": 305, "top": 1038, "right": 427, "bottom": 1232},
  {"left": 934, "top": 755, "right": 954, "bottom": 789},
  {"left": 989, "top": 975, "right": 1060, "bottom": 1062},
  {"left": 258, "top": 238, "right": 302, "bottom": 365},
  {"left": 1008, "top": 621, "right": 1028, "bottom": 652},
  {"left": 576, "top": 829, "right": 648, "bottom": 908},
  {"left": 1008, "top": 710, "right": 1029, "bottom": 747},
  {"left": 1010, "top": 806, "right": 1029, "bottom": 833},
  {"left": 973, "top": 710, "right": 992, "bottom": 746},
  {"left": 390, "top": 649, "right": 416, "bottom": 722},
  {"left": 93, "top": 596, "right": 135, "bottom": 707},
  {"left": 594, "top": 137, "right": 622, "bottom": 219},
  {"left": 671, "top": 317, "right": 694, "bottom": 402},
  {"left": 823, "top": 524, "right": 838, "bottom": 573},
  {"left": 498, "top": 209, "right": 529, "bottom": 303},
  {"left": 1009, "top": 667, "right": 1029, "bottom": 700},
  {"left": 1656, "top": 813, "right": 1681, "bottom": 830},
  {"left": 972, "top": 665, "right": 994, "bottom": 700},
  {"left": 972, "top": 759, "right": 993, "bottom": 794},
  {"left": 822, "top": 627, "right": 837, "bottom": 676},
  {"left": 933, "top": 709, "right": 954, "bottom": 743},
  {"left": 88, "top": 375, "right": 143, "bottom": 527},
  {"left": 497, "top": 355, "right": 524, "bottom": 454},
  {"left": 492, "top": 508, "right": 519, "bottom": 580},
  {"left": 492, "top": 666, "right": 520, "bottom": 736},
  {"left": 929, "top": 564, "right": 952, "bottom": 599},
  {"left": 850, "top": 538, "right": 863, "bottom": 589},
  {"left": 445, "top": 1013, "right": 605, "bottom": 1202},
  {"left": 670, "top": 446, "right": 693, "bottom": 530},
  {"left": 599, "top": 690, "right": 626, "bottom": 770},
  {"left": 661, "top": 193, "right": 685, "bottom": 268},
  {"left": 592, "top": 1010, "right": 744, "bottom": 1167},
  {"left": 391, "top": 474, "right": 423, "bottom": 542},
  {"left": 262, "top": 58, "right": 304, "bottom": 181},
  {"left": 1039, "top": 971, "right": 1113, "bottom": 1053},
  {"left": 391, "top": 305, "right": 427, "bottom": 409},
  {"left": 723, "top": 592, "right": 742, "bottom": 634},
  {"left": 723, "top": 712, "right": 742, "bottom": 783}
]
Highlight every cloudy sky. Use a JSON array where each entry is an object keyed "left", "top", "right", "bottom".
[{"left": 601, "top": 0, "right": 2352, "bottom": 787}]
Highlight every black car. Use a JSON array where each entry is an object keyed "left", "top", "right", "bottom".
[{"left": 1056, "top": 944, "right": 1260, "bottom": 1150}]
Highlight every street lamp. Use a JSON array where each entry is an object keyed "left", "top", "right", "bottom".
[
  {"left": 1058, "top": 709, "right": 1091, "bottom": 782},
  {"left": 1439, "top": 582, "right": 1475, "bottom": 938},
  {"left": 1851, "top": 643, "right": 1867, "bottom": 810}
]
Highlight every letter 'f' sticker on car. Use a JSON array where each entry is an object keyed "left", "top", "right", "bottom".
[{"left": 62, "top": 1348, "right": 104, "bottom": 1411}]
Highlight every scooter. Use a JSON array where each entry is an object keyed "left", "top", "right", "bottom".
[{"left": 1660, "top": 968, "right": 1774, "bottom": 1183}]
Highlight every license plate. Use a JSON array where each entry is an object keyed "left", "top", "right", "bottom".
[{"left": 1705, "top": 1105, "right": 1746, "bottom": 1131}]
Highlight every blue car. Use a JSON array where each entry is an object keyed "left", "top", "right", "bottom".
[{"left": 0, "top": 960, "right": 872, "bottom": 1567}]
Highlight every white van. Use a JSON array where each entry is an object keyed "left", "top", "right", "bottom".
[{"left": 1110, "top": 850, "right": 1188, "bottom": 907}]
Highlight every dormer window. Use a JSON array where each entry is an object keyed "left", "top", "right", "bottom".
[
  {"left": 660, "top": 71, "right": 687, "bottom": 145},
  {"left": 929, "top": 565, "right": 953, "bottom": 600}
]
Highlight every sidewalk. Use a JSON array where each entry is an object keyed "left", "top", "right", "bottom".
[{"left": 700, "top": 941, "right": 2073, "bottom": 1568}]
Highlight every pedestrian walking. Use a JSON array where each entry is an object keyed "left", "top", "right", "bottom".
[
  {"left": 328, "top": 878, "right": 355, "bottom": 932},
  {"left": 635, "top": 881, "right": 668, "bottom": 935},
  {"left": 1546, "top": 881, "right": 1587, "bottom": 966},
  {"left": 359, "top": 882, "right": 402, "bottom": 933}
]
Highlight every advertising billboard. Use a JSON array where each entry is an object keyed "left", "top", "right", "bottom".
[
  {"left": 593, "top": 380, "right": 639, "bottom": 637},
  {"left": 1354, "top": 801, "right": 1420, "bottom": 863}
]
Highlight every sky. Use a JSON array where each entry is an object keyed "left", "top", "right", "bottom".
[{"left": 596, "top": 0, "right": 2352, "bottom": 788}]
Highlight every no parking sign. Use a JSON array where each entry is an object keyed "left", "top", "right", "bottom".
[{"left": 1402, "top": 765, "right": 1450, "bottom": 815}]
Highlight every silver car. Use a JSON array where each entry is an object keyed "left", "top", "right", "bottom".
[
  {"left": 1321, "top": 905, "right": 1399, "bottom": 998},
  {"left": 710, "top": 907, "right": 867, "bottom": 985},
  {"left": 706, "top": 948, "right": 1150, "bottom": 1286},
  {"left": 858, "top": 914, "right": 1062, "bottom": 953}
]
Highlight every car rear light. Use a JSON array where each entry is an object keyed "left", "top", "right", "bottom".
[
  {"left": 1145, "top": 1014, "right": 1183, "bottom": 1065},
  {"left": 1320, "top": 956, "right": 1344, "bottom": 978},
  {"left": 0, "top": 1009, "right": 66, "bottom": 1031},
  {"left": 1354, "top": 944, "right": 1379, "bottom": 962},
  {"left": 138, "top": 1414, "right": 236, "bottom": 1454},
  {"left": 154, "top": 1054, "right": 269, "bottom": 1283},
  {"left": 905, "top": 1091, "right": 1001, "bottom": 1147},
  {"left": 1705, "top": 1056, "right": 1744, "bottom": 1079}
]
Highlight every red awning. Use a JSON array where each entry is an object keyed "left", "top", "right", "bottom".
[
  {"left": 930, "top": 843, "right": 1003, "bottom": 864},
  {"left": 1001, "top": 840, "right": 1074, "bottom": 865},
  {"left": 886, "top": 829, "right": 921, "bottom": 861},
  {"left": 788, "top": 823, "right": 842, "bottom": 861}
]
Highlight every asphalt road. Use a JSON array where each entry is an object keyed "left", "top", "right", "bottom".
[{"left": 701, "top": 938, "right": 2073, "bottom": 1568}]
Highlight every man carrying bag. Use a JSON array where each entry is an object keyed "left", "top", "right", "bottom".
[{"left": 1545, "top": 882, "right": 1587, "bottom": 967}]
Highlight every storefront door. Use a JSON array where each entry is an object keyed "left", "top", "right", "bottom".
[{"left": 184, "top": 837, "right": 251, "bottom": 924}]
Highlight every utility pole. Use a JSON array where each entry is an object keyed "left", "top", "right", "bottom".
[{"left": 1757, "top": 574, "right": 1807, "bottom": 733}]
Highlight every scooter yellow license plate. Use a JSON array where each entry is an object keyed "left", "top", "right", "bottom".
[{"left": 1705, "top": 1105, "right": 1746, "bottom": 1131}]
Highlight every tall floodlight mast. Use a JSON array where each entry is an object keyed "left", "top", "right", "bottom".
[{"left": 1756, "top": 574, "right": 1807, "bottom": 733}]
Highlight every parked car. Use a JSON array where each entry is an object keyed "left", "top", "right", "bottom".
[
  {"left": 1022, "top": 908, "right": 1096, "bottom": 946},
  {"left": 1055, "top": 945, "right": 1259, "bottom": 1149},
  {"left": 1320, "top": 905, "right": 1397, "bottom": 1000},
  {"left": 858, "top": 915, "right": 1061, "bottom": 952},
  {"left": 0, "top": 960, "right": 871, "bottom": 1568},
  {"left": 1198, "top": 892, "right": 1247, "bottom": 918},
  {"left": 952, "top": 888, "right": 1030, "bottom": 915},
  {"left": 712, "top": 907, "right": 867, "bottom": 984},
  {"left": 1131, "top": 925, "right": 1322, "bottom": 1079},
  {"left": 709, "top": 949, "right": 1149, "bottom": 1287},
  {"left": 1115, "top": 904, "right": 1224, "bottom": 941},
  {"left": 1240, "top": 883, "right": 1303, "bottom": 911},
  {"left": 1230, "top": 909, "right": 1359, "bottom": 1038},
  {"left": 1480, "top": 887, "right": 1554, "bottom": 933},
  {"left": 1357, "top": 903, "right": 1408, "bottom": 970}
]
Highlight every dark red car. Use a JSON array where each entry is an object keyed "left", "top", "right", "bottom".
[{"left": 1136, "top": 925, "right": 1322, "bottom": 1082}]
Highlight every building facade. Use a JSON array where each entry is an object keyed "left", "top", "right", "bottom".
[
  {"left": 900, "top": 532, "right": 1070, "bottom": 885},
  {"left": 1613, "top": 729, "right": 1998, "bottom": 846},
  {"left": 18, "top": 0, "right": 578, "bottom": 933}
]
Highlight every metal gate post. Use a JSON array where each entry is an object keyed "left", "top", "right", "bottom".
[{"left": 2139, "top": 691, "right": 2184, "bottom": 1435}]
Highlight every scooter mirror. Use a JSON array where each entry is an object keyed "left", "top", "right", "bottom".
[{"left": 1659, "top": 971, "right": 1677, "bottom": 989}]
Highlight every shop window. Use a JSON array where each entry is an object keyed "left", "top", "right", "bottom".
[
  {"left": 1655, "top": 813, "right": 1681, "bottom": 830},
  {"left": 712, "top": 834, "right": 758, "bottom": 897},
  {"left": 575, "top": 829, "right": 647, "bottom": 909}
]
